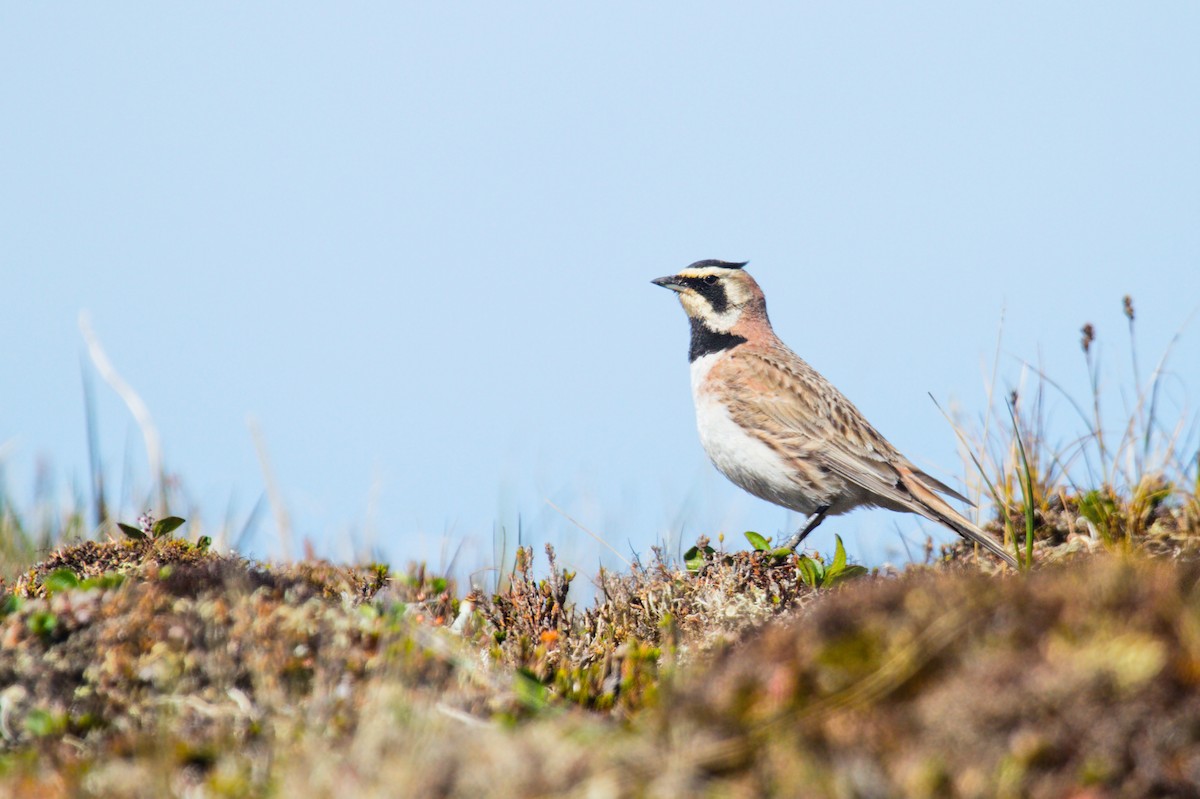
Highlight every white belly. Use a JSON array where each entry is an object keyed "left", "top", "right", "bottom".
[{"left": 689, "top": 354, "right": 822, "bottom": 515}]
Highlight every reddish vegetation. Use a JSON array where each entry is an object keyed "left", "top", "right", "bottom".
[{"left": 2, "top": 532, "right": 1200, "bottom": 797}]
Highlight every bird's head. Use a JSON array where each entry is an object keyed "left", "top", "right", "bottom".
[{"left": 651, "top": 260, "right": 767, "bottom": 334}]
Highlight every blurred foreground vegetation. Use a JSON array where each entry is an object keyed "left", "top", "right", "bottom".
[{"left": 2, "top": 504, "right": 1199, "bottom": 798}]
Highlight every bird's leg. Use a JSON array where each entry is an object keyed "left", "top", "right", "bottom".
[{"left": 783, "top": 505, "right": 830, "bottom": 550}]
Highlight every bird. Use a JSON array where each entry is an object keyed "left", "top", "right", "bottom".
[{"left": 652, "top": 259, "right": 1017, "bottom": 568}]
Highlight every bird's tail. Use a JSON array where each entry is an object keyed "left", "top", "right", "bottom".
[{"left": 897, "top": 466, "right": 1019, "bottom": 569}]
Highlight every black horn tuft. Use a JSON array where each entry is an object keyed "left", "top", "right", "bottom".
[{"left": 686, "top": 259, "right": 747, "bottom": 270}]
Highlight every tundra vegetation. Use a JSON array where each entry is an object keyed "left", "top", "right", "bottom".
[{"left": 2, "top": 298, "right": 1198, "bottom": 797}]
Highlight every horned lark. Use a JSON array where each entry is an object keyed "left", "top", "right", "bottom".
[{"left": 653, "top": 259, "right": 1017, "bottom": 568}]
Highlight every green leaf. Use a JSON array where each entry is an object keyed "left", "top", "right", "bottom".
[
  {"left": 1006, "top": 399, "right": 1036, "bottom": 568},
  {"left": 770, "top": 547, "right": 794, "bottom": 560},
  {"left": 744, "top": 531, "right": 771, "bottom": 552},
  {"left": 796, "top": 556, "right": 820, "bottom": 588},
  {"left": 28, "top": 611, "right": 58, "bottom": 639},
  {"left": 195, "top": 535, "right": 212, "bottom": 553},
  {"left": 513, "top": 669, "right": 550, "bottom": 712},
  {"left": 43, "top": 568, "right": 80, "bottom": 596},
  {"left": 831, "top": 535, "right": 848, "bottom": 574},
  {"left": 684, "top": 545, "right": 714, "bottom": 573},
  {"left": 825, "top": 564, "right": 868, "bottom": 588},
  {"left": 80, "top": 572, "right": 125, "bottom": 591},
  {"left": 118, "top": 523, "right": 147, "bottom": 540},
  {"left": 0, "top": 594, "right": 22, "bottom": 618},
  {"left": 152, "top": 516, "right": 186, "bottom": 539},
  {"left": 24, "top": 709, "right": 66, "bottom": 737}
]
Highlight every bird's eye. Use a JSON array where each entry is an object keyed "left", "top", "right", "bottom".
[{"left": 702, "top": 275, "right": 718, "bottom": 285}]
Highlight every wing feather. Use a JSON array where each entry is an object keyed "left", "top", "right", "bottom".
[
  {"left": 709, "top": 343, "right": 1014, "bottom": 566},
  {"left": 723, "top": 346, "right": 973, "bottom": 510}
]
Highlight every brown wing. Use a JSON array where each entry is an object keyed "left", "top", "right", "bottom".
[
  {"left": 719, "top": 345, "right": 916, "bottom": 504},
  {"left": 720, "top": 344, "right": 1014, "bottom": 566}
]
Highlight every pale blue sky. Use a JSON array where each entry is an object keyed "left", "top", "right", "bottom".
[{"left": 3, "top": 5, "right": 1198, "bottom": 580}]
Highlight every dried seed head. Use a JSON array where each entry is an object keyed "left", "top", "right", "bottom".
[
  {"left": 1081, "top": 323, "right": 1095, "bottom": 354},
  {"left": 1009, "top": 390, "right": 1019, "bottom": 410},
  {"left": 1123, "top": 295, "right": 1135, "bottom": 321}
]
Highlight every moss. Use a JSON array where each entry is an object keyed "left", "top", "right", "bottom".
[{"left": 5, "top": 539, "right": 1200, "bottom": 797}]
